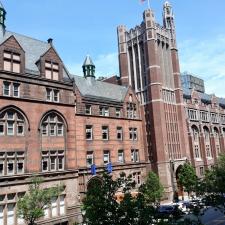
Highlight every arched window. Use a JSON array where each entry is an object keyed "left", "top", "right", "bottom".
[
  {"left": 191, "top": 126, "right": 201, "bottom": 159},
  {"left": 41, "top": 113, "right": 64, "bottom": 137},
  {"left": 203, "top": 127, "right": 211, "bottom": 158},
  {"left": 214, "top": 128, "right": 220, "bottom": 156},
  {"left": 0, "top": 109, "right": 25, "bottom": 136}
]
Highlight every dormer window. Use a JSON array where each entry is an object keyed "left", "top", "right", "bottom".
[
  {"left": 3, "top": 51, "right": 21, "bottom": 73},
  {"left": 45, "top": 61, "right": 59, "bottom": 80}
]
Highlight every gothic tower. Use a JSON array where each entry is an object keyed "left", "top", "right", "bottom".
[{"left": 117, "top": 2, "right": 190, "bottom": 200}]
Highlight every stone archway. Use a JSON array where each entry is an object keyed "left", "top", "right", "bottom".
[{"left": 175, "top": 165, "right": 184, "bottom": 200}]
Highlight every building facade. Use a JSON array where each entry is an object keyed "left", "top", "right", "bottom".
[
  {"left": 0, "top": 3, "right": 147, "bottom": 225},
  {"left": 183, "top": 80, "right": 225, "bottom": 177},
  {"left": 116, "top": 2, "right": 190, "bottom": 199},
  {"left": 115, "top": 1, "right": 225, "bottom": 199}
]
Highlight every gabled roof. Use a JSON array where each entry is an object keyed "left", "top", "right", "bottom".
[
  {"left": 73, "top": 75, "right": 128, "bottom": 102},
  {"left": 0, "top": 31, "right": 50, "bottom": 74}
]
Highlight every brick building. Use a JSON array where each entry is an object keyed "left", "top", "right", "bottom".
[
  {"left": 183, "top": 73, "right": 225, "bottom": 177},
  {"left": 116, "top": 1, "right": 190, "bottom": 199},
  {"left": 0, "top": 3, "right": 146, "bottom": 225},
  {"left": 111, "top": 1, "right": 225, "bottom": 199}
]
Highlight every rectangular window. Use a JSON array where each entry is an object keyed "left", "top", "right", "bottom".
[
  {"left": 50, "top": 124, "right": 56, "bottom": 136},
  {"left": 194, "top": 145, "right": 200, "bottom": 158},
  {"left": 131, "top": 149, "right": 139, "bottom": 162},
  {"left": 0, "top": 123, "right": 4, "bottom": 135},
  {"left": 7, "top": 121, "right": 14, "bottom": 135},
  {"left": 57, "top": 124, "right": 63, "bottom": 136},
  {"left": 45, "top": 62, "right": 59, "bottom": 80},
  {"left": 46, "top": 89, "right": 52, "bottom": 101},
  {"left": 17, "top": 123, "right": 24, "bottom": 135},
  {"left": 17, "top": 159, "right": 24, "bottom": 174},
  {"left": 50, "top": 156, "right": 57, "bottom": 171},
  {"left": 13, "top": 83, "right": 20, "bottom": 97},
  {"left": 59, "top": 195, "right": 65, "bottom": 216},
  {"left": 42, "top": 124, "right": 47, "bottom": 136},
  {"left": 116, "top": 108, "right": 121, "bottom": 118},
  {"left": 129, "top": 128, "right": 138, "bottom": 140},
  {"left": 117, "top": 127, "right": 123, "bottom": 140},
  {"left": 103, "top": 150, "right": 110, "bottom": 164},
  {"left": 86, "top": 151, "right": 94, "bottom": 167},
  {"left": 7, "top": 159, "right": 14, "bottom": 175},
  {"left": 53, "top": 90, "right": 59, "bottom": 102},
  {"left": 102, "top": 126, "right": 109, "bottom": 140},
  {"left": 7, "top": 204, "right": 15, "bottom": 225},
  {"left": 51, "top": 197, "right": 58, "bottom": 217},
  {"left": 3, "top": 52, "right": 21, "bottom": 73},
  {"left": 42, "top": 151, "right": 49, "bottom": 172},
  {"left": 100, "top": 106, "right": 109, "bottom": 117},
  {"left": 118, "top": 150, "right": 124, "bottom": 163},
  {"left": 85, "top": 105, "right": 92, "bottom": 115},
  {"left": 0, "top": 160, "right": 4, "bottom": 176},
  {"left": 200, "top": 167, "right": 204, "bottom": 176},
  {"left": 3, "top": 81, "right": 10, "bottom": 96},
  {"left": 58, "top": 151, "right": 64, "bottom": 170},
  {"left": 86, "top": 125, "right": 93, "bottom": 140}
]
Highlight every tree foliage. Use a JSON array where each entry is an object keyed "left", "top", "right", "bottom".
[
  {"left": 178, "top": 163, "right": 198, "bottom": 196},
  {"left": 83, "top": 171, "right": 167, "bottom": 225},
  {"left": 17, "top": 176, "right": 63, "bottom": 225},
  {"left": 140, "top": 171, "right": 164, "bottom": 205}
]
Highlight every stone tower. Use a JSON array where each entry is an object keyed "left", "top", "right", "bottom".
[{"left": 117, "top": 2, "right": 190, "bottom": 199}]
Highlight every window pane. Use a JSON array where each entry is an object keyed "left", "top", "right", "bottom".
[
  {"left": 51, "top": 197, "right": 58, "bottom": 217},
  {"left": 7, "top": 160, "right": 14, "bottom": 174},
  {"left": 12, "top": 62, "right": 20, "bottom": 73},
  {"left": 13, "top": 54, "right": 20, "bottom": 61},
  {"left": 42, "top": 158, "right": 48, "bottom": 171},
  {"left": 52, "top": 63, "right": 59, "bottom": 70},
  {"left": 45, "top": 62, "right": 51, "bottom": 68},
  {"left": 57, "top": 124, "right": 63, "bottom": 136},
  {"left": 3, "top": 82, "right": 10, "bottom": 96},
  {"left": 53, "top": 71, "right": 59, "bottom": 80},
  {"left": 58, "top": 157, "right": 64, "bottom": 170},
  {"left": 3, "top": 60, "right": 11, "bottom": 71},
  {"left": 45, "top": 69, "right": 52, "bottom": 79},
  {"left": 46, "top": 89, "right": 52, "bottom": 101},
  {"left": 7, "top": 204, "right": 14, "bottom": 225},
  {"left": 17, "top": 161, "right": 24, "bottom": 174},
  {"left": 42, "top": 124, "right": 47, "bottom": 136},
  {"left": 7, "top": 122, "right": 14, "bottom": 135},
  {"left": 17, "top": 124, "right": 24, "bottom": 135},
  {"left": 3, "top": 52, "right": 11, "bottom": 59},
  {"left": 0, "top": 160, "right": 4, "bottom": 175},
  {"left": 59, "top": 195, "right": 65, "bottom": 215},
  {"left": 0, "top": 124, "right": 4, "bottom": 135},
  {"left": 13, "top": 84, "right": 19, "bottom": 97}
]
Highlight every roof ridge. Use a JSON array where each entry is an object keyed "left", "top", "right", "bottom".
[
  {"left": 6, "top": 30, "right": 50, "bottom": 45},
  {"left": 71, "top": 74, "right": 128, "bottom": 90}
]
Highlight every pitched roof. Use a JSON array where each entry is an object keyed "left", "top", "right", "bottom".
[
  {"left": 73, "top": 75, "right": 128, "bottom": 102},
  {"left": 83, "top": 55, "right": 94, "bottom": 66},
  {"left": 0, "top": 31, "right": 51, "bottom": 74}
]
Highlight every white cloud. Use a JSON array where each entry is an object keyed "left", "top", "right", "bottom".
[
  {"left": 179, "top": 36, "right": 225, "bottom": 97},
  {"left": 68, "top": 52, "right": 119, "bottom": 78}
]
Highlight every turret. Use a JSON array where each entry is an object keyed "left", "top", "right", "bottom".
[
  {"left": 163, "top": 1, "right": 175, "bottom": 37},
  {"left": 82, "top": 55, "right": 95, "bottom": 78},
  {"left": 0, "top": 1, "right": 6, "bottom": 38}
]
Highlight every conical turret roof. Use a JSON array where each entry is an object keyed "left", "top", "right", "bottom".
[{"left": 83, "top": 55, "right": 94, "bottom": 67}]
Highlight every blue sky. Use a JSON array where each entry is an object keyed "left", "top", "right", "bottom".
[{"left": 3, "top": 0, "right": 225, "bottom": 97}]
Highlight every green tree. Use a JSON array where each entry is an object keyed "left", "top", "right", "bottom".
[
  {"left": 178, "top": 163, "right": 198, "bottom": 197},
  {"left": 82, "top": 171, "right": 165, "bottom": 225},
  {"left": 17, "top": 176, "right": 63, "bottom": 225},
  {"left": 82, "top": 172, "right": 135, "bottom": 225},
  {"left": 139, "top": 171, "right": 164, "bottom": 205}
]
